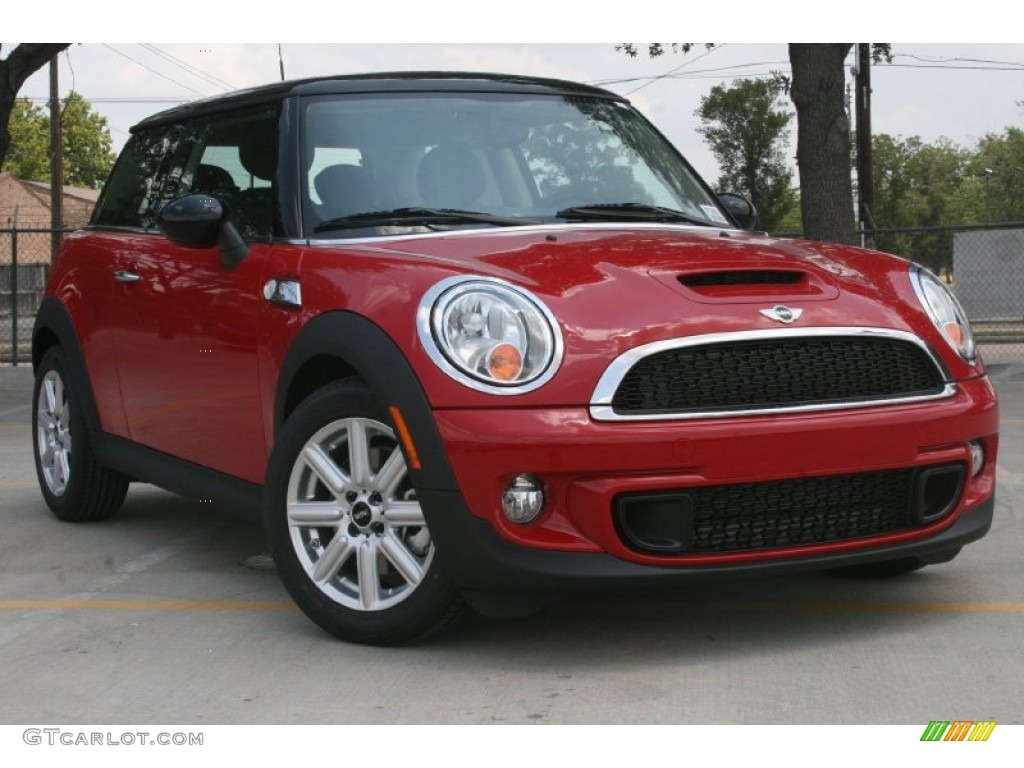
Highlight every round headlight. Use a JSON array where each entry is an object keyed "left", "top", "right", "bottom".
[
  {"left": 418, "top": 277, "right": 563, "bottom": 393},
  {"left": 909, "top": 266, "right": 976, "bottom": 363}
]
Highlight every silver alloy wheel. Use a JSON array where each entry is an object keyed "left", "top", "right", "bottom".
[
  {"left": 286, "top": 417, "right": 433, "bottom": 612},
  {"left": 36, "top": 369, "right": 72, "bottom": 496}
]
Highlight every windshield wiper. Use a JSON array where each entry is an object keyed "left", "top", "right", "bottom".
[
  {"left": 554, "top": 203, "right": 714, "bottom": 227},
  {"left": 313, "top": 207, "right": 539, "bottom": 233}
]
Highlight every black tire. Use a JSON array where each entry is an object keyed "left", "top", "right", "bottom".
[
  {"left": 264, "top": 379, "right": 471, "bottom": 646},
  {"left": 32, "top": 346, "right": 129, "bottom": 522}
]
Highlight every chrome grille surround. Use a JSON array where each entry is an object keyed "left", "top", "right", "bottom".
[{"left": 590, "top": 327, "right": 955, "bottom": 422}]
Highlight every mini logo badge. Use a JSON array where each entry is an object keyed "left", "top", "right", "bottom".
[{"left": 760, "top": 305, "right": 803, "bottom": 324}]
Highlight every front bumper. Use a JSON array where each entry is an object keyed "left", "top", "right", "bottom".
[
  {"left": 422, "top": 375, "right": 998, "bottom": 587},
  {"left": 423, "top": 490, "right": 993, "bottom": 591}
]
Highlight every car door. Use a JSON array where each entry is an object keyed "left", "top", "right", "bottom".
[{"left": 111, "top": 105, "right": 279, "bottom": 484}]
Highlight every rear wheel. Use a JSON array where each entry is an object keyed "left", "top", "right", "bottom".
[
  {"left": 33, "top": 347, "right": 129, "bottom": 522},
  {"left": 264, "top": 380, "right": 470, "bottom": 645}
]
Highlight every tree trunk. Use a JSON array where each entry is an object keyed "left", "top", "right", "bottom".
[
  {"left": 788, "top": 44, "right": 857, "bottom": 244},
  {"left": 0, "top": 44, "right": 71, "bottom": 171}
]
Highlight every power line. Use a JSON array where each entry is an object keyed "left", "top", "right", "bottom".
[
  {"left": 622, "top": 44, "right": 727, "bottom": 96},
  {"left": 892, "top": 53, "right": 1024, "bottom": 69},
  {"left": 594, "top": 59, "right": 790, "bottom": 86},
  {"left": 21, "top": 97, "right": 192, "bottom": 104},
  {"left": 101, "top": 44, "right": 207, "bottom": 96},
  {"left": 596, "top": 50, "right": 1024, "bottom": 93},
  {"left": 138, "top": 44, "right": 236, "bottom": 91},
  {"left": 881, "top": 62, "right": 1024, "bottom": 72}
]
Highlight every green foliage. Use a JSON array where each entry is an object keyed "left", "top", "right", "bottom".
[
  {"left": 871, "top": 134, "right": 971, "bottom": 271},
  {"left": 965, "top": 127, "right": 1024, "bottom": 222},
  {"left": 616, "top": 43, "right": 713, "bottom": 58},
  {"left": 3, "top": 91, "right": 116, "bottom": 189},
  {"left": 617, "top": 43, "right": 893, "bottom": 244},
  {"left": 869, "top": 130, "right": 1024, "bottom": 272},
  {"left": 696, "top": 78, "right": 797, "bottom": 231},
  {"left": 5, "top": 99, "right": 50, "bottom": 181}
]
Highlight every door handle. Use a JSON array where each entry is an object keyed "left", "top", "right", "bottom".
[{"left": 113, "top": 270, "right": 142, "bottom": 283}]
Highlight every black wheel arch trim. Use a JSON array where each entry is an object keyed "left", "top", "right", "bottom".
[
  {"left": 274, "top": 310, "right": 459, "bottom": 492},
  {"left": 33, "top": 297, "right": 102, "bottom": 433}
]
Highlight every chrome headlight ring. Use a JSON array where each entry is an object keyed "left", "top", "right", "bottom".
[
  {"left": 417, "top": 276, "right": 564, "bottom": 394},
  {"left": 909, "top": 265, "right": 976, "bottom": 364}
]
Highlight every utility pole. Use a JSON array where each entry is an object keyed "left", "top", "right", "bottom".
[
  {"left": 854, "top": 43, "right": 874, "bottom": 249},
  {"left": 49, "top": 55, "right": 63, "bottom": 264}
]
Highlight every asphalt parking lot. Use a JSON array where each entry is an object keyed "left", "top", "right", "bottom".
[{"left": 1, "top": 361, "right": 1022, "bottom": 725}]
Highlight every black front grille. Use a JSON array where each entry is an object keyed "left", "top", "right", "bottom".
[
  {"left": 611, "top": 336, "right": 945, "bottom": 415},
  {"left": 614, "top": 464, "right": 965, "bottom": 555}
]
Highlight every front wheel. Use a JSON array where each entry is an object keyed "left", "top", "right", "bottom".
[
  {"left": 264, "top": 380, "right": 470, "bottom": 645},
  {"left": 33, "top": 347, "right": 129, "bottom": 522}
]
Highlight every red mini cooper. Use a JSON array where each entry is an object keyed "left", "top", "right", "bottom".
[{"left": 33, "top": 72, "right": 999, "bottom": 645}]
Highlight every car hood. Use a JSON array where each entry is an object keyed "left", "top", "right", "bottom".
[
  {"left": 328, "top": 224, "right": 969, "bottom": 405},
  {"left": 364, "top": 223, "right": 918, "bottom": 334}
]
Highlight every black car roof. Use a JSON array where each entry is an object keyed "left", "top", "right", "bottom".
[{"left": 131, "top": 71, "right": 626, "bottom": 133}]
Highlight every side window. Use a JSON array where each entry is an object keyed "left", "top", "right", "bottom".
[
  {"left": 91, "top": 127, "right": 179, "bottom": 228},
  {"left": 160, "top": 105, "right": 280, "bottom": 241}
]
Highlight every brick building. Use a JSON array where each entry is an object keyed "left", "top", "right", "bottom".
[
  {"left": 1, "top": 171, "right": 100, "bottom": 264},
  {"left": 2, "top": 173, "right": 99, "bottom": 334}
]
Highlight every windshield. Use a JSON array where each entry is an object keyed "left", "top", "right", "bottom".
[{"left": 302, "top": 92, "right": 728, "bottom": 238}]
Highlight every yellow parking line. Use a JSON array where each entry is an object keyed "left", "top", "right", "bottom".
[
  {"left": 721, "top": 601, "right": 1024, "bottom": 613},
  {"left": 570, "top": 601, "right": 1024, "bottom": 614},
  {"left": 1001, "top": 419, "right": 1024, "bottom": 425},
  {"left": 3, "top": 598, "right": 1023, "bottom": 615},
  {"left": 0, "top": 599, "right": 297, "bottom": 612},
  {"left": 0, "top": 480, "right": 36, "bottom": 487}
]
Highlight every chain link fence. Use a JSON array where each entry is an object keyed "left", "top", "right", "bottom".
[
  {"left": 3, "top": 223, "right": 1023, "bottom": 365},
  {"left": 1, "top": 228, "right": 60, "bottom": 366},
  {"left": 868, "top": 222, "right": 1024, "bottom": 365}
]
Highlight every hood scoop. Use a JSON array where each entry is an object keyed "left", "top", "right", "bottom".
[
  {"left": 680, "top": 270, "right": 803, "bottom": 288},
  {"left": 666, "top": 268, "right": 840, "bottom": 304}
]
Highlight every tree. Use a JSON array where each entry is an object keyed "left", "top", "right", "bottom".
[
  {"left": 695, "top": 78, "right": 797, "bottom": 231},
  {"left": 871, "top": 133, "right": 972, "bottom": 272},
  {"left": 57, "top": 92, "right": 117, "bottom": 188},
  {"left": 5, "top": 98, "right": 50, "bottom": 181},
  {"left": 0, "top": 43, "right": 71, "bottom": 171},
  {"left": 787, "top": 44, "right": 857, "bottom": 244},
  {"left": 4, "top": 92, "right": 117, "bottom": 189},
  {"left": 618, "top": 43, "right": 891, "bottom": 244},
  {"left": 966, "top": 127, "right": 1024, "bottom": 221}
]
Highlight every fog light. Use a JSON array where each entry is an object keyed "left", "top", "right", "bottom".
[
  {"left": 968, "top": 440, "right": 985, "bottom": 477},
  {"left": 501, "top": 475, "right": 545, "bottom": 524}
]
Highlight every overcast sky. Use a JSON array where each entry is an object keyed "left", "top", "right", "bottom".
[{"left": 7, "top": 8, "right": 1023, "bottom": 186}]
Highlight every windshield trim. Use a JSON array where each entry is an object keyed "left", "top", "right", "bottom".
[{"left": 295, "top": 220, "right": 743, "bottom": 247}]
